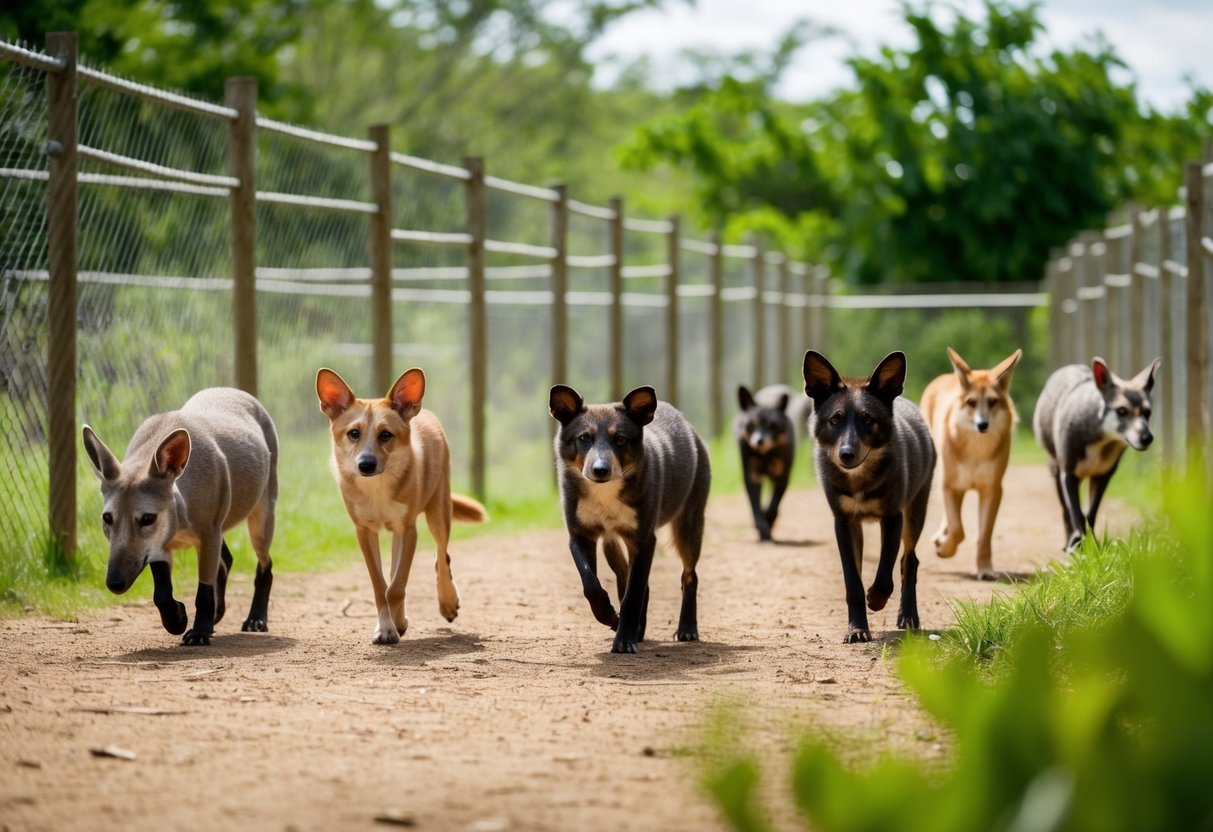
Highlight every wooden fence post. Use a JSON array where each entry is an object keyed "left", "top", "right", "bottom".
[
  {"left": 749, "top": 235, "right": 764, "bottom": 387},
  {"left": 708, "top": 230, "right": 724, "bottom": 438},
  {"left": 226, "top": 77, "right": 258, "bottom": 396},
  {"left": 368, "top": 124, "right": 393, "bottom": 393},
  {"left": 1157, "top": 211, "right": 1177, "bottom": 468},
  {"left": 1088, "top": 231, "right": 1107, "bottom": 362},
  {"left": 1045, "top": 250, "right": 1062, "bottom": 370},
  {"left": 46, "top": 31, "right": 78, "bottom": 564},
  {"left": 1127, "top": 204, "right": 1146, "bottom": 372},
  {"left": 463, "top": 156, "right": 487, "bottom": 501},
  {"left": 817, "top": 266, "right": 831, "bottom": 355},
  {"left": 775, "top": 254, "right": 790, "bottom": 384},
  {"left": 1105, "top": 223, "right": 1128, "bottom": 372},
  {"left": 609, "top": 196, "right": 624, "bottom": 401},
  {"left": 665, "top": 214, "right": 680, "bottom": 407},
  {"left": 1184, "top": 161, "right": 1208, "bottom": 451},
  {"left": 551, "top": 184, "right": 568, "bottom": 392}
]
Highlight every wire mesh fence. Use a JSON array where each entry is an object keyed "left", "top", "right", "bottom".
[{"left": 8, "top": 32, "right": 1143, "bottom": 578}]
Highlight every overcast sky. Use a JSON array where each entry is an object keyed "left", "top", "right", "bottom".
[{"left": 586, "top": 0, "right": 1213, "bottom": 112}]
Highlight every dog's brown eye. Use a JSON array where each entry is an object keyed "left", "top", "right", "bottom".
[
  {"left": 861, "top": 413, "right": 875, "bottom": 426},
  {"left": 1142, "top": 408, "right": 1151, "bottom": 418},
  {"left": 102, "top": 512, "right": 113, "bottom": 526},
  {"left": 1116, "top": 407, "right": 1128, "bottom": 418},
  {"left": 828, "top": 414, "right": 842, "bottom": 426},
  {"left": 347, "top": 429, "right": 360, "bottom": 441},
  {"left": 966, "top": 399, "right": 978, "bottom": 408},
  {"left": 138, "top": 513, "right": 156, "bottom": 527},
  {"left": 378, "top": 430, "right": 392, "bottom": 444},
  {"left": 613, "top": 434, "right": 628, "bottom": 447},
  {"left": 578, "top": 433, "right": 592, "bottom": 445},
  {"left": 987, "top": 399, "right": 998, "bottom": 409}
]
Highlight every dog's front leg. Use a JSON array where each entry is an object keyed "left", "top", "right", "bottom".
[
  {"left": 833, "top": 517, "right": 869, "bottom": 643},
  {"left": 385, "top": 525, "right": 419, "bottom": 639},
  {"left": 866, "top": 513, "right": 903, "bottom": 614},
  {"left": 1084, "top": 457, "right": 1121, "bottom": 536},
  {"left": 149, "top": 561, "right": 187, "bottom": 635},
  {"left": 183, "top": 531, "right": 223, "bottom": 645},
  {"left": 613, "top": 531, "right": 657, "bottom": 653},
  {"left": 764, "top": 473, "right": 790, "bottom": 539},
  {"left": 1059, "top": 472, "right": 1087, "bottom": 553},
  {"left": 569, "top": 533, "right": 617, "bottom": 629},
  {"left": 743, "top": 473, "right": 772, "bottom": 542},
  {"left": 933, "top": 487, "right": 965, "bottom": 558},
  {"left": 355, "top": 526, "right": 397, "bottom": 644},
  {"left": 975, "top": 483, "right": 1003, "bottom": 579}
]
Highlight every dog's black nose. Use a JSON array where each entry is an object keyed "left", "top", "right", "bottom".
[
  {"left": 976, "top": 422, "right": 989, "bottom": 433},
  {"left": 590, "top": 459, "right": 611, "bottom": 480},
  {"left": 839, "top": 447, "right": 857, "bottom": 463},
  {"left": 357, "top": 456, "right": 378, "bottom": 475},
  {"left": 1139, "top": 431, "right": 1153, "bottom": 448},
  {"left": 105, "top": 574, "right": 128, "bottom": 594}
]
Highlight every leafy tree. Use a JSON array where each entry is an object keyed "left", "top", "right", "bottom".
[{"left": 618, "top": 1, "right": 1213, "bottom": 285}]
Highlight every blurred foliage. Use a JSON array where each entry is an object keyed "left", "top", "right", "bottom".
[
  {"left": 704, "top": 461, "right": 1213, "bottom": 831},
  {"left": 619, "top": 1, "right": 1213, "bottom": 284}
]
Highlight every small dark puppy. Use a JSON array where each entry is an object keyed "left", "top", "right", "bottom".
[
  {"left": 735, "top": 384, "right": 810, "bottom": 542},
  {"left": 1033, "top": 356, "right": 1160, "bottom": 552},
  {"left": 803, "top": 351, "right": 936, "bottom": 643},
  {"left": 550, "top": 385, "right": 711, "bottom": 654}
]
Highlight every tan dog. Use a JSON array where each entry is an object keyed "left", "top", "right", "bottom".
[
  {"left": 919, "top": 347, "right": 1022, "bottom": 580},
  {"left": 316, "top": 368, "right": 487, "bottom": 644}
]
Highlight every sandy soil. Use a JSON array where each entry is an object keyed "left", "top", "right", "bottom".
[{"left": 0, "top": 463, "right": 1123, "bottom": 832}]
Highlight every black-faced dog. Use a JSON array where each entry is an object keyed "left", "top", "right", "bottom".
[
  {"left": 549, "top": 385, "right": 711, "bottom": 654},
  {"left": 735, "top": 384, "right": 811, "bottom": 542},
  {"left": 803, "top": 351, "right": 936, "bottom": 643},
  {"left": 1033, "top": 356, "right": 1160, "bottom": 552}
]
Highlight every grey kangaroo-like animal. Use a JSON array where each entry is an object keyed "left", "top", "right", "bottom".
[{"left": 82, "top": 388, "right": 278, "bottom": 645}]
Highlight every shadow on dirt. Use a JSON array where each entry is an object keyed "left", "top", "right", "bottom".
[
  {"left": 116, "top": 634, "right": 298, "bottom": 662},
  {"left": 368, "top": 629, "right": 488, "bottom": 667},
  {"left": 586, "top": 638, "right": 765, "bottom": 682}
]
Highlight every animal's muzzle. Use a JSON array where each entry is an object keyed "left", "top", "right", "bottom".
[
  {"left": 975, "top": 418, "right": 989, "bottom": 433},
  {"left": 587, "top": 458, "right": 613, "bottom": 483},
  {"left": 357, "top": 454, "right": 379, "bottom": 476}
]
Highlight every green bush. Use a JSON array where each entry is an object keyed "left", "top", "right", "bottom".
[{"left": 705, "top": 462, "right": 1213, "bottom": 831}]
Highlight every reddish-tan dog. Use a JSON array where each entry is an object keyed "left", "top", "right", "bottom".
[
  {"left": 919, "top": 347, "right": 1022, "bottom": 580},
  {"left": 316, "top": 367, "right": 487, "bottom": 644}
]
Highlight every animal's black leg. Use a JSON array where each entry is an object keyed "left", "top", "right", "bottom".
[
  {"left": 1060, "top": 472, "right": 1086, "bottom": 552},
  {"left": 1085, "top": 457, "right": 1121, "bottom": 535},
  {"left": 743, "top": 475, "right": 771, "bottom": 542},
  {"left": 613, "top": 532, "right": 656, "bottom": 653},
  {"left": 834, "top": 517, "right": 870, "bottom": 643},
  {"left": 183, "top": 583, "right": 215, "bottom": 646},
  {"left": 676, "top": 567, "right": 699, "bottom": 642},
  {"left": 214, "top": 540, "right": 233, "bottom": 625},
  {"left": 569, "top": 534, "right": 617, "bottom": 629},
  {"left": 897, "top": 549, "right": 920, "bottom": 630},
  {"left": 764, "top": 473, "right": 790, "bottom": 534},
  {"left": 150, "top": 561, "right": 187, "bottom": 635},
  {"left": 637, "top": 586, "right": 649, "bottom": 643},
  {"left": 867, "top": 513, "right": 903, "bottom": 612},
  {"left": 242, "top": 557, "right": 273, "bottom": 632}
]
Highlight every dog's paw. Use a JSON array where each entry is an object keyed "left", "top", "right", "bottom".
[
  {"left": 611, "top": 639, "right": 639, "bottom": 654},
  {"left": 241, "top": 617, "right": 268, "bottom": 632},
  {"left": 897, "top": 613, "right": 919, "bottom": 630},
  {"left": 866, "top": 581, "right": 893, "bottom": 612},
  {"left": 372, "top": 627, "right": 401, "bottom": 645},
  {"left": 181, "top": 629, "right": 212, "bottom": 646},
  {"left": 585, "top": 587, "right": 619, "bottom": 629},
  {"left": 159, "top": 601, "right": 188, "bottom": 636},
  {"left": 843, "top": 628, "right": 872, "bottom": 644},
  {"left": 439, "top": 598, "right": 459, "bottom": 623},
  {"left": 975, "top": 569, "right": 998, "bottom": 582},
  {"left": 1064, "top": 532, "right": 1083, "bottom": 554},
  {"left": 675, "top": 628, "right": 699, "bottom": 642},
  {"left": 933, "top": 530, "right": 960, "bottom": 558}
]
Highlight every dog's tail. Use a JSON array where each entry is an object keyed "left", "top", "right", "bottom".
[{"left": 452, "top": 493, "right": 489, "bottom": 524}]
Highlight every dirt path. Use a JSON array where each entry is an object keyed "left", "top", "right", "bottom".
[{"left": 1, "top": 464, "right": 1125, "bottom": 832}]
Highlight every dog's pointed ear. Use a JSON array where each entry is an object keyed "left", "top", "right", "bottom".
[
  {"left": 549, "top": 385, "right": 584, "bottom": 425},
  {"left": 388, "top": 368, "right": 425, "bottom": 421},
  {"left": 737, "top": 385, "right": 755, "bottom": 410},
  {"left": 992, "top": 348, "right": 1024, "bottom": 390},
  {"left": 622, "top": 386, "right": 658, "bottom": 426},
  {"left": 946, "top": 347, "right": 972, "bottom": 389},
  {"left": 1091, "top": 357, "right": 1115, "bottom": 392},
  {"left": 803, "top": 351, "right": 843, "bottom": 403},
  {"left": 1131, "top": 357, "right": 1162, "bottom": 393},
  {"left": 868, "top": 352, "right": 906, "bottom": 403},
  {"left": 777, "top": 392, "right": 790, "bottom": 412},
  {"left": 150, "top": 429, "right": 190, "bottom": 480},
  {"left": 82, "top": 425, "right": 121, "bottom": 481},
  {"left": 316, "top": 368, "right": 355, "bottom": 420}
]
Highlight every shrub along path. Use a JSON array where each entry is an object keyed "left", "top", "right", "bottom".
[{"left": 0, "top": 463, "right": 1131, "bottom": 831}]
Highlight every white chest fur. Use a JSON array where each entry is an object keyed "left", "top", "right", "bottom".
[
  {"left": 575, "top": 479, "right": 637, "bottom": 534},
  {"left": 344, "top": 472, "right": 411, "bottom": 531},
  {"left": 1074, "top": 435, "right": 1127, "bottom": 480}
]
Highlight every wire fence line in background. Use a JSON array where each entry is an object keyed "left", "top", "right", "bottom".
[{"left": 0, "top": 33, "right": 1109, "bottom": 569}]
